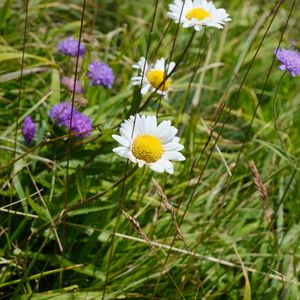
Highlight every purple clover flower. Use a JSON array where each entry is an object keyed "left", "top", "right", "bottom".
[
  {"left": 87, "top": 61, "right": 114, "bottom": 88},
  {"left": 49, "top": 102, "right": 93, "bottom": 138},
  {"left": 58, "top": 37, "right": 86, "bottom": 57},
  {"left": 275, "top": 48, "right": 300, "bottom": 77},
  {"left": 22, "top": 116, "right": 37, "bottom": 145},
  {"left": 61, "top": 76, "right": 83, "bottom": 94}
]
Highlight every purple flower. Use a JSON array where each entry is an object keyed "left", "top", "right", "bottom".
[
  {"left": 87, "top": 61, "right": 114, "bottom": 88},
  {"left": 275, "top": 48, "right": 300, "bottom": 77},
  {"left": 70, "top": 113, "right": 93, "bottom": 138},
  {"left": 58, "top": 37, "right": 86, "bottom": 57},
  {"left": 49, "top": 102, "right": 93, "bottom": 138},
  {"left": 22, "top": 116, "right": 37, "bottom": 145},
  {"left": 61, "top": 76, "right": 83, "bottom": 94},
  {"left": 49, "top": 102, "right": 78, "bottom": 126}
]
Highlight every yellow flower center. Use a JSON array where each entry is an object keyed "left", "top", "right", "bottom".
[
  {"left": 146, "top": 70, "right": 170, "bottom": 91},
  {"left": 185, "top": 8, "right": 210, "bottom": 21},
  {"left": 132, "top": 135, "right": 163, "bottom": 163}
]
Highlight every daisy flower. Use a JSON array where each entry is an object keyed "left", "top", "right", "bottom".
[
  {"left": 275, "top": 48, "right": 300, "bottom": 77},
  {"left": 112, "top": 114, "right": 185, "bottom": 174},
  {"left": 131, "top": 57, "right": 175, "bottom": 98},
  {"left": 167, "top": 0, "right": 231, "bottom": 31}
]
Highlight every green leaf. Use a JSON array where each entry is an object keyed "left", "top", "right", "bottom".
[
  {"left": 66, "top": 203, "right": 115, "bottom": 217},
  {"left": 0, "top": 47, "right": 56, "bottom": 67},
  {"left": 49, "top": 68, "right": 60, "bottom": 104},
  {"left": 127, "top": 86, "right": 142, "bottom": 117},
  {"left": 12, "top": 174, "right": 27, "bottom": 213},
  {"left": 26, "top": 189, "right": 51, "bottom": 222},
  {"left": 75, "top": 165, "right": 86, "bottom": 202},
  {"left": 0, "top": 66, "right": 49, "bottom": 83},
  {"left": 0, "top": 0, "right": 14, "bottom": 31},
  {"left": 243, "top": 273, "right": 252, "bottom": 300},
  {"left": 234, "top": 245, "right": 252, "bottom": 300}
]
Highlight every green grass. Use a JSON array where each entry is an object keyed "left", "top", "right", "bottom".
[{"left": 1, "top": 0, "right": 300, "bottom": 299}]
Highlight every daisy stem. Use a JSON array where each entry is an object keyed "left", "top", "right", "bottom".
[{"left": 174, "top": 29, "right": 208, "bottom": 127}]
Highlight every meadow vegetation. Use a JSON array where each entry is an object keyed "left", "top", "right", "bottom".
[{"left": 0, "top": 0, "right": 300, "bottom": 299}]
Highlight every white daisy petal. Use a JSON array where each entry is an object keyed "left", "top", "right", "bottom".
[
  {"left": 150, "top": 161, "right": 165, "bottom": 173},
  {"left": 160, "top": 159, "right": 174, "bottom": 174},
  {"left": 141, "top": 83, "right": 151, "bottom": 95},
  {"left": 163, "top": 141, "right": 184, "bottom": 151},
  {"left": 156, "top": 123, "right": 178, "bottom": 143},
  {"left": 112, "top": 134, "right": 130, "bottom": 147},
  {"left": 120, "top": 127, "right": 132, "bottom": 141},
  {"left": 167, "top": 62, "right": 176, "bottom": 74},
  {"left": 163, "top": 151, "right": 185, "bottom": 161},
  {"left": 137, "top": 159, "right": 146, "bottom": 168},
  {"left": 113, "top": 146, "right": 131, "bottom": 158}
]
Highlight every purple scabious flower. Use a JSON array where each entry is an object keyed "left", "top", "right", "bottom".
[
  {"left": 61, "top": 76, "right": 83, "bottom": 94},
  {"left": 49, "top": 102, "right": 93, "bottom": 138},
  {"left": 48, "top": 102, "right": 78, "bottom": 126},
  {"left": 275, "top": 48, "right": 300, "bottom": 77},
  {"left": 87, "top": 61, "right": 114, "bottom": 88},
  {"left": 22, "top": 116, "right": 37, "bottom": 145},
  {"left": 70, "top": 113, "right": 93, "bottom": 138},
  {"left": 58, "top": 37, "right": 86, "bottom": 57}
]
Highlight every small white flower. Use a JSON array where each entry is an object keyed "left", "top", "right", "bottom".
[
  {"left": 112, "top": 114, "right": 185, "bottom": 174},
  {"left": 167, "top": 0, "right": 231, "bottom": 31},
  {"left": 131, "top": 57, "right": 175, "bottom": 98}
]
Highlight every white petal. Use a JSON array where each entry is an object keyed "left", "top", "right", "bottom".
[
  {"left": 120, "top": 127, "right": 133, "bottom": 141},
  {"left": 150, "top": 161, "right": 165, "bottom": 173},
  {"left": 151, "top": 159, "right": 174, "bottom": 174},
  {"left": 113, "top": 147, "right": 132, "bottom": 159},
  {"left": 163, "top": 141, "right": 184, "bottom": 151},
  {"left": 137, "top": 159, "right": 146, "bottom": 167},
  {"left": 183, "top": 22, "right": 192, "bottom": 28},
  {"left": 169, "top": 4, "right": 181, "bottom": 12},
  {"left": 174, "top": 0, "right": 183, "bottom": 7},
  {"left": 167, "top": 12, "right": 180, "bottom": 20},
  {"left": 155, "top": 89, "right": 168, "bottom": 97},
  {"left": 141, "top": 83, "right": 151, "bottom": 95},
  {"left": 139, "top": 115, "right": 147, "bottom": 134},
  {"left": 131, "top": 76, "right": 142, "bottom": 82},
  {"left": 185, "top": 0, "right": 193, "bottom": 9},
  {"left": 163, "top": 151, "right": 185, "bottom": 161},
  {"left": 160, "top": 159, "right": 174, "bottom": 174},
  {"left": 159, "top": 58, "right": 166, "bottom": 70},
  {"left": 167, "top": 62, "right": 176, "bottom": 74},
  {"left": 112, "top": 134, "right": 130, "bottom": 147},
  {"left": 156, "top": 122, "right": 178, "bottom": 143}
]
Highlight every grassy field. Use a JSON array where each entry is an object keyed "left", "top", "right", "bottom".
[{"left": 1, "top": 0, "right": 300, "bottom": 299}]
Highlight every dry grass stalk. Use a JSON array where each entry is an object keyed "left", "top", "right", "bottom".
[
  {"left": 122, "top": 210, "right": 153, "bottom": 250},
  {"left": 248, "top": 160, "right": 282, "bottom": 275},
  {"left": 152, "top": 178, "right": 184, "bottom": 241},
  {"left": 248, "top": 160, "right": 272, "bottom": 226}
]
